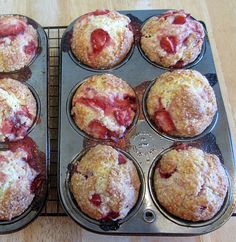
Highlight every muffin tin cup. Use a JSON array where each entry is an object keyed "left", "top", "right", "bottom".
[
  {"left": 138, "top": 14, "right": 207, "bottom": 71},
  {"left": 0, "top": 15, "right": 48, "bottom": 234},
  {"left": 66, "top": 74, "right": 140, "bottom": 141},
  {"left": 0, "top": 14, "right": 42, "bottom": 74},
  {"left": 64, "top": 147, "right": 145, "bottom": 230},
  {"left": 62, "top": 15, "right": 135, "bottom": 72},
  {"left": 142, "top": 78, "right": 219, "bottom": 142},
  {"left": 59, "top": 9, "right": 236, "bottom": 235},
  {"left": 148, "top": 146, "right": 232, "bottom": 228}
]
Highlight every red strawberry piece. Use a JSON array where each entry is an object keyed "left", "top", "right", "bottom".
[
  {"left": 88, "top": 120, "right": 108, "bottom": 139},
  {"left": 75, "top": 97, "right": 107, "bottom": 111},
  {"left": 1, "top": 119, "right": 13, "bottom": 134},
  {"left": 159, "top": 166, "right": 176, "bottom": 179},
  {"left": 102, "top": 210, "right": 120, "bottom": 221},
  {"left": 0, "top": 172, "right": 7, "bottom": 183},
  {"left": 154, "top": 110, "right": 176, "bottom": 133},
  {"left": 30, "top": 175, "right": 43, "bottom": 193},
  {"left": 0, "top": 155, "right": 6, "bottom": 162},
  {"left": 92, "top": 10, "right": 110, "bottom": 16},
  {"left": 173, "top": 15, "right": 186, "bottom": 24},
  {"left": 0, "top": 18, "right": 26, "bottom": 38},
  {"left": 118, "top": 154, "right": 127, "bottom": 165},
  {"left": 172, "top": 59, "right": 184, "bottom": 68},
  {"left": 160, "top": 10, "right": 178, "bottom": 20},
  {"left": 160, "top": 36, "right": 178, "bottom": 54},
  {"left": 91, "top": 28, "right": 110, "bottom": 54},
  {"left": 175, "top": 143, "right": 189, "bottom": 151},
  {"left": 114, "top": 109, "right": 132, "bottom": 127},
  {"left": 90, "top": 193, "right": 102, "bottom": 207},
  {"left": 24, "top": 40, "right": 37, "bottom": 55}
]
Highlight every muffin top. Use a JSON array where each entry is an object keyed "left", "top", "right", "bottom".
[
  {"left": 71, "top": 74, "right": 137, "bottom": 140},
  {"left": 70, "top": 144, "right": 141, "bottom": 221},
  {"left": 0, "top": 147, "right": 38, "bottom": 220},
  {"left": 0, "top": 78, "right": 37, "bottom": 142},
  {"left": 140, "top": 10, "right": 205, "bottom": 68},
  {"left": 146, "top": 70, "right": 217, "bottom": 137},
  {"left": 71, "top": 10, "right": 133, "bottom": 69},
  {"left": 154, "top": 146, "right": 228, "bottom": 221},
  {"left": 0, "top": 15, "right": 38, "bottom": 72}
]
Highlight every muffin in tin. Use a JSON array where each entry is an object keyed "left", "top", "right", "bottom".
[
  {"left": 70, "top": 144, "right": 141, "bottom": 221},
  {"left": 0, "top": 78, "right": 37, "bottom": 142},
  {"left": 146, "top": 70, "right": 217, "bottom": 137},
  {"left": 71, "top": 74, "right": 137, "bottom": 140},
  {"left": 71, "top": 10, "right": 133, "bottom": 69},
  {"left": 140, "top": 10, "right": 205, "bottom": 68},
  {"left": 0, "top": 145, "right": 38, "bottom": 220},
  {"left": 0, "top": 15, "right": 38, "bottom": 72},
  {"left": 153, "top": 146, "right": 228, "bottom": 221}
]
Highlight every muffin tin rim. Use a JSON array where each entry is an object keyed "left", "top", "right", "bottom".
[{"left": 147, "top": 145, "right": 232, "bottom": 227}]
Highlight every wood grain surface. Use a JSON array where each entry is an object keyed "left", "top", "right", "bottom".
[{"left": 0, "top": 0, "right": 235, "bottom": 241}]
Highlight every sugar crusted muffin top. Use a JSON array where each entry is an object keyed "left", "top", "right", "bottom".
[
  {"left": 0, "top": 78, "right": 37, "bottom": 142},
  {"left": 154, "top": 146, "right": 228, "bottom": 221},
  {"left": 141, "top": 10, "right": 205, "bottom": 68},
  {"left": 0, "top": 15, "right": 38, "bottom": 72},
  {"left": 71, "top": 74, "right": 137, "bottom": 140},
  {"left": 70, "top": 144, "right": 141, "bottom": 221},
  {"left": 146, "top": 69, "right": 217, "bottom": 137},
  {"left": 0, "top": 148, "right": 38, "bottom": 220},
  {"left": 71, "top": 10, "right": 133, "bottom": 69}
]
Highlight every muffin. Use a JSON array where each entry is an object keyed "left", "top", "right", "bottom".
[
  {"left": 140, "top": 10, "right": 205, "bottom": 68},
  {"left": 71, "top": 74, "right": 137, "bottom": 140},
  {"left": 146, "top": 70, "right": 217, "bottom": 137},
  {"left": 0, "top": 147, "right": 38, "bottom": 220},
  {"left": 153, "top": 146, "right": 228, "bottom": 221},
  {"left": 0, "top": 15, "right": 38, "bottom": 72},
  {"left": 71, "top": 10, "right": 133, "bottom": 69},
  {"left": 70, "top": 145, "right": 141, "bottom": 221},
  {"left": 0, "top": 78, "right": 37, "bottom": 142}
]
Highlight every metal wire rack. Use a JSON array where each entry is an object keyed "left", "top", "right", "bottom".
[{"left": 41, "top": 26, "right": 67, "bottom": 216}]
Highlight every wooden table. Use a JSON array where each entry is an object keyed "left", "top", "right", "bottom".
[{"left": 0, "top": 0, "right": 235, "bottom": 241}]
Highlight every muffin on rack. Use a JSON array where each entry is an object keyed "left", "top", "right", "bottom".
[
  {"left": 71, "top": 74, "right": 137, "bottom": 140},
  {"left": 140, "top": 10, "right": 205, "bottom": 68},
  {"left": 0, "top": 78, "right": 37, "bottom": 142},
  {"left": 153, "top": 146, "right": 228, "bottom": 221},
  {"left": 146, "top": 69, "right": 217, "bottom": 137},
  {"left": 0, "top": 15, "right": 38, "bottom": 72},
  {"left": 71, "top": 10, "right": 133, "bottom": 69},
  {"left": 70, "top": 144, "right": 141, "bottom": 221},
  {"left": 0, "top": 146, "right": 38, "bottom": 220}
]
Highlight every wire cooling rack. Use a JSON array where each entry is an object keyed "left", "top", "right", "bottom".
[{"left": 41, "top": 27, "right": 67, "bottom": 216}]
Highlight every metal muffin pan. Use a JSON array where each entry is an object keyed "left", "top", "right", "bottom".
[
  {"left": 58, "top": 10, "right": 236, "bottom": 235},
  {"left": 0, "top": 15, "right": 48, "bottom": 234}
]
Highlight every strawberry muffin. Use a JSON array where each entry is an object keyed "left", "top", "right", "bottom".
[
  {"left": 140, "top": 10, "right": 205, "bottom": 68},
  {"left": 146, "top": 70, "right": 217, "bottom": 137},
  {"left": 71, "top": 10, "right": 133, "bottom": 69},
  {"left": 153, "top": 146, "right": 228, "bottom": 221},
  {"left": 71, "top": 74, "right": 137, "bottom": 140},
  {"left": 0, "top": 78, "right": 37, "bottom": 142},
  {"left": 0, "top": 146, "right": 38, "bottom": 220},
  {"left": 0, "top": 15, "right": 38, "bottom": 72},
  {"left": 70, "top": 145, "right": 141, "bottom": 221}
]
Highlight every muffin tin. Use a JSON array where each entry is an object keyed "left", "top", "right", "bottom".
[
  {"left": 58, "top": 10, "right": 236, "bottom": 235},
  {"left": 0, "top": 15, "right": 48, "bottom": 234}
]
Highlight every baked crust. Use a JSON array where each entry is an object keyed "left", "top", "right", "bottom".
[
  {"left": 71, "top": 74, "right": 137, "bottom": 140},
  {"left": 140, "top": 10, "right": 205, "bottom": 67},
  {"left": 0, "top": 15, "right": 38, "bottom": 72},
  {"left": 70, "top": 145, "right": 141, "bottom": 220},
  {"left": 0, "top": 78, "right": 37, "bottom": 142},
  {"left": 71, "top": 10, "right": 133, "bottom": 69},
  {"left": 146, "top": 70, "right": 217, "bottom": 137},
  {"left": 0, "top": 148, "right": 38, "bottom": 220},
  {"left": 154, "top": 147, "right": 228, "bottom": 221}
]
